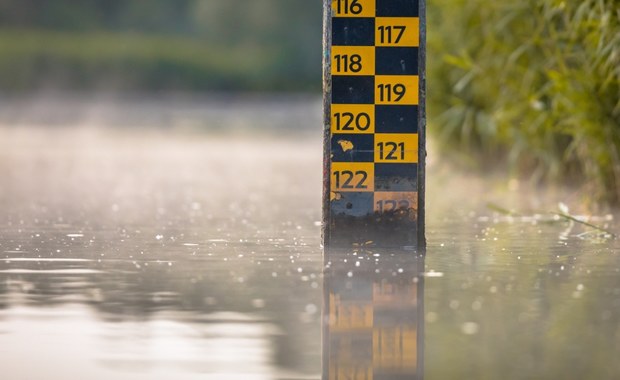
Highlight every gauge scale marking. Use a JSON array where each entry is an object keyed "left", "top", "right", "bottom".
[{"left": 323, "top": 0, "right": 426, "bottom": 248}]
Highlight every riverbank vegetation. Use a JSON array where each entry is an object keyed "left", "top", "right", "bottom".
[
  {"left": 428, "top": 0, "right": 620, "bottom": 205},
  {"left": 0, "top": 29, "right": 312, "bottom": 92},
  {"left": 0, "top": 0, "right": 321, "bottom": 92}
]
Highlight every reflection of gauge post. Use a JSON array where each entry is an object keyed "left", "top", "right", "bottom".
[
  {"left": 323, "top": 0, "right": 426, "bottom": 248},
  {"left": 323, "top": 252, "right": 424, "bottom": 379}
]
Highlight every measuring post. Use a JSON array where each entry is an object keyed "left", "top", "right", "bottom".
[{"left": 323, "top": 0, "right": 426, "bottom": 249}]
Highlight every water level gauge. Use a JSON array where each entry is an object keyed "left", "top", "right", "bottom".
[{"left": 323, "top": 0, "right": 426, "bottom": 249}]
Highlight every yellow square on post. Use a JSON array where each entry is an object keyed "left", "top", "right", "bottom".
[
  {"left": 375, "top": 17, "right": 420, "bottom": 47},
  {"left": 375, "top": 76, "right": 419, "bottom": 105},
  {"left": 374, "top": 134, "right": 418, "bottom": 163},
  {"left": 331, "top": 104, "right": 375, "bottom": 134},
  {"left": 331, "top": 163, "right": 375, "bottom": 192},
  {"left": 373, "top": 192, "right": 418, "bottom": 216},
  {"left": 332, "top": 0, "right": 375, "bottom": 18},
  {"left": 331, "top": 46, "right": 375, "bottom": 76}
]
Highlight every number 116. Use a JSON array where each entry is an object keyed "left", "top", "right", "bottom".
[{"left": 336, "top": 0, "right": 362, "bottom": 15}]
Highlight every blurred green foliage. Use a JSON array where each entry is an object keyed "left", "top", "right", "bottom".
[
  {"left": 428, "top": 0, "right": 620, "bottom": 204},
  {"left": 0, "top": 0, "right": 322, "bottom": 91}
]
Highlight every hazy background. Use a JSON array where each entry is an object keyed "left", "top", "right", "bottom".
[
  {"left": 0, "top": 0, "right": 321, "bottom": 92},
  {"left": 0, "top": 0, "right": 618, "bottom": 204}
]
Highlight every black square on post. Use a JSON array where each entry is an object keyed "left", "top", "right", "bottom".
[
  {"left": 332, "top": 17, "right": 375, "bottom": 46},
  {"left": 375, "top": 0, "right": 419, "bottom": 17}
]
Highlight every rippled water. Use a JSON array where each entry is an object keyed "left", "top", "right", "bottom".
[{"left": 1, "top": 96, "right": 619, "bottom": 379}]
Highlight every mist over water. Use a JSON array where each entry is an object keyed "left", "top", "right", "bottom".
[{"left": 1, "top": 96, "right": 619, "bottom": 379}]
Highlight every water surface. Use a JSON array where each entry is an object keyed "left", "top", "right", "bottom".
[{"left": 0, "top": 96, "right": 618, "bottom": 379}]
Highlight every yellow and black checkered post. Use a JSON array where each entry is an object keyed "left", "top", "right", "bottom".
[{"left": 323, "top": 0, "right": 426, "bottom": 249}]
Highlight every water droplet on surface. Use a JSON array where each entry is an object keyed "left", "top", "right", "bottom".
[
  {"left": 461, "top": 322, "right": 479, "bottom": 335},
  {"left": 424, "top": 271, "right": 444, "bottom": 278},
  {"left": 305, "top": 304, "right": 317, "bottom": 314},
  {"left": 472, "top": 300, "right": 482, "bottom": 311}
]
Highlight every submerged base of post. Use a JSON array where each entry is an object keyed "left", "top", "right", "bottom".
[{"left": 327, "top": 209, "right": 419, "bottom": 248}]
